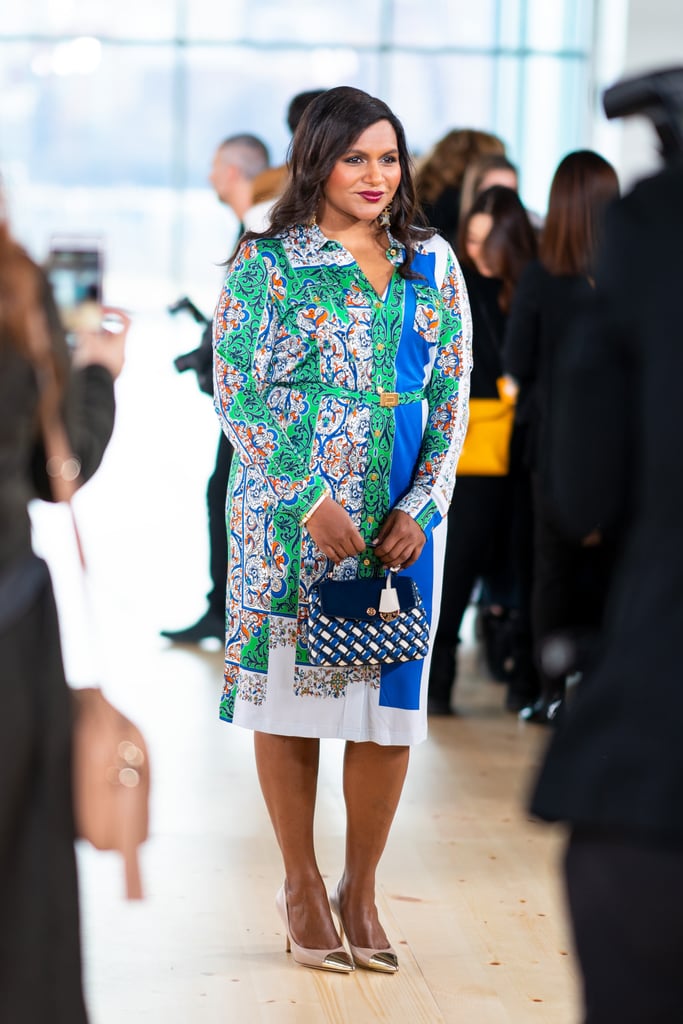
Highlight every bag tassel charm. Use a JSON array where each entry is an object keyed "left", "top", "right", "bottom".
[{"left": 379, "top": 571, "right": 401, "bottom": 621}]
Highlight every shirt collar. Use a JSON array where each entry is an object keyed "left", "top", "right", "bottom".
[
  {"left": 297, "top": 222, "right": 405, "bottom": 265},
  {"left": 304, "top": 222, "right": 337, "bottom": 251}
]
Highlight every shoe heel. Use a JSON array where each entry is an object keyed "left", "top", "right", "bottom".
[
  {"left": 329, "top": 890, "right": 344, "bottom": 938},
  {"left": 275, "top": 884, "right": 354, "bottom": 974}
]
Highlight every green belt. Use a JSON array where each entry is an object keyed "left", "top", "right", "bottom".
[{"left": 275, "top": 382, "right": 426, "bottom": 408}]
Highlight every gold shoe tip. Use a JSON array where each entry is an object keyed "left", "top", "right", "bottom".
[
  {"left": 366, "top": 951, "right": 399, "bottom": 972},
  {"left": 322, "top": 952, "right": 355, "bottom": 972}
]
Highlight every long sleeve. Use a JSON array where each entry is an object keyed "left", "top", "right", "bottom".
[
  {"left": 395, "top": 245, "right": 473, "bottom": 538},
  {"left": 31, "top": 274, "right": 116, "bottom": 500},
  {"left": 1, "top": 264, "right": 116, "bottom": 570},
  {"left": 213, "top": 240, "right": 328, "bottom": 521}
]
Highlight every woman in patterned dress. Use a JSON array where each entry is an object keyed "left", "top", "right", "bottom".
[{"left": 213, "top": 87, "right": 472, "bottom": 973}]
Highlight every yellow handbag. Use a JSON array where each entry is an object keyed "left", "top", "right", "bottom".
[{"left": 457, "top": 377, "right": 517, "bottom": 476}]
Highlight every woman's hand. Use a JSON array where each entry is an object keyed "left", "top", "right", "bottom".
[
  {"left": 500, "top": 374, "right": 519, "bottom": 401},
  {"left": 71, "top": 306, "right": 131, "bottom": 380},
  {"left": 373, "top": 509, "right": 425, "bottom": 570},
  {"left": 304, "top": 497, "right": 366, "bottom": 564}
]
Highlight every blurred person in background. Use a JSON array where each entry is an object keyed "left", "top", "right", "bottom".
[
  {"left": 503, "top": 150, "right": 619, "bottom": 724},
  {"left": 161, "top": 133, "right": 269, "bottom": 645},
  {"left": 428, "top": 185, "right": 537, "bottom": 714},
  {"left": 530, "top": 128, "right": 683, "bottom": 1024},
  {"left": 212, "top": 86, "right": 471, "bottom": 973},
  {"left": 244, "top": 89, "right": 327, "bottom": 231},
  {"left": 208, "top": 133, "right": 271, "bottom": 229},
  {"left": 0, "top": 184, "right": 128, "bottom": 1021},
  {"left": 415, "top": 128, "right": 507, "bottom": 245},
  {"left": 458, "top": 153, "right": 519, "bottom": 229}
]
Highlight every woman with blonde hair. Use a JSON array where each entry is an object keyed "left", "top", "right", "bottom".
[{"left": 415, "top": 127, "right": 506, "bottom": 243}]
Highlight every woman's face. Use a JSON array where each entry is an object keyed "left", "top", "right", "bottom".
[
  {"left": 320, "top": 119, "right": 402, "bottom": 229},
  {"left": 465, "top": 212, "right": 495, "bottom": 276}
]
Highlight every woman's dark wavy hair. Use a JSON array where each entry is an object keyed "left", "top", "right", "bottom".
[
  {"left": 1, "top": 186, "right": 39, "bottom": 356},
  {"left": 540, "top": 150, "right": 619, "bottom": 277},
  {"left": 235, "top": 86, "right": 432, "bottom": 277},
  {"left": 1, "top": 182, "right": 68, "bottom": 394},
  {"left": 458, "top": 185, "right": 537, "bottom": 313}
]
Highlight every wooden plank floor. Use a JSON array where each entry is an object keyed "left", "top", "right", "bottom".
[{"left": 32, "top": 315, "right": 579, "bottom": 1023}]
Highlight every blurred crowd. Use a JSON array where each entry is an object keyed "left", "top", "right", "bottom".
[{"left": 410, "top": 126, "right": 619, "bottom": 724}]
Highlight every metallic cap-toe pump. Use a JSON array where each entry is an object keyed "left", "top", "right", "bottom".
[
  {"left": 275, "top": 884, "right": 354, "bottom": 973},
  {"left": 330, "top": 883, "right": 399, "bottom": 973}
]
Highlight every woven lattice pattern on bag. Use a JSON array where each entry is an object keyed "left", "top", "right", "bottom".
[{"left": 308, "top": 577, "right": 430, "bottom": 666}]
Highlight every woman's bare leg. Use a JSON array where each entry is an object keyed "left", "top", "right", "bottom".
[
  {"left": 338, "top": 741, "right": 410, "bottom": 947},
  {"left": 253, "top": 731, "right": 341, "bottom": 949}
]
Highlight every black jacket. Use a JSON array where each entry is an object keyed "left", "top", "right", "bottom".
[
  {"left": 0, "top": 269, "right": 115, "bottom": 576},
  {"left": 531, "top": 162, "right": 683, "bottom": 840},
  {"left": 503, "top": 260, "right": 593, "bottom": 475}
]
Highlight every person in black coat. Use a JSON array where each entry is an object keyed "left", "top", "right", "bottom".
[
  {"left": 503, "top": 151, "right": 620, "bottom": 724},
  {"left": 0, "top": 205, "right": 128, "bottom": 1022},
  {"left": 531, "top": 159, "right": 683, "bottom": 1023}
]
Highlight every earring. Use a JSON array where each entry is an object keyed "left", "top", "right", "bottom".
[
  {"left": 378, "top": 205, "right": 391, "bottom": 229},
  {"left": 309, "top": 210, "right": 318, "bottom": 227}
]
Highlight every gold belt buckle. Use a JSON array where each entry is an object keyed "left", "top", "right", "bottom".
[{"left": 379, "top": 391, "right": 399, "bottom": 408}]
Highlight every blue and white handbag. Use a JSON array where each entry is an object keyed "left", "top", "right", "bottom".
[{"left": 307, "top": 571, "right": 430, "bottom": 667}]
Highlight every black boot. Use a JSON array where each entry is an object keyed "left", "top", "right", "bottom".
[
  {"left": 518, "top": 683, "right": 565, "bottom": 725},
  {"left": 427, "top": 644, "right": 456, "bottom": 715},
  {"left": 505, "top": 653, "right": 541, "bottom": 712},
  {"left": 160, "top": 608, "right": 225, "bottom": 644},
  {"left": 478, "top": 606, "right": 518, "bottom": 683}
]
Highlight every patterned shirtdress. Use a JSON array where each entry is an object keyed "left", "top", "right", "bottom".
[{"left": 213, "top": 223, "right": 472, "bottom": 745}]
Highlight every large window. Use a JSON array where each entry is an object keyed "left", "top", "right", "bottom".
[{"left": 0, "top": 0, "right": 594, "bottom": 312}]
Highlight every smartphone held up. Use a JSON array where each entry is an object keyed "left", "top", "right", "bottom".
[
  {"left": 44, "top": 236, "right": 129, "bottom": 378},
  {"left": 45, "top": 237, "right": 104, "bottom": 340}
]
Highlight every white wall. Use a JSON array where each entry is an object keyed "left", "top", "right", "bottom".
[{"left": 592, "top": 0, "right": 683, "bottom": 190}]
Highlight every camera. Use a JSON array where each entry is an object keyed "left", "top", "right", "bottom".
[
  {"left": 168, "top": 295, "right": 213, "bottom": 396},
  {"left": 174, "top": 349, "right": 207, "bottom": 375},
  {"left": 603, "top": 65, "right": 683, "bottom": 162},
  {"left": 168, "top": 295, "right": 209, "bottom": 326}
]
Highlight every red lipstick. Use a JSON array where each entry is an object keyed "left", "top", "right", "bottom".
[{"left": 359, "top": 191, "right": 384, "bottom": 202}]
